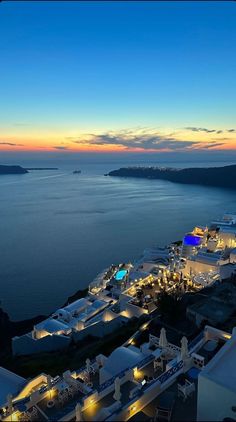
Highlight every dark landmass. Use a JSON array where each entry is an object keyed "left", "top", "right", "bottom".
[
  {"left": 62, "top": 288, "right": 88, "bottom": 307},
  {"left": 107, "top": 164, "right": 236, "bottom": 189},
  {"left": 2, "top": 278, "right": 236, "bottom": 377},
  {"left": 26, "top": 167, "right": 58, "bottom": 170},
  {"left": 0, "top": 288, "right": 88, "bottom": 358},
  {"left": 0, "top": 165, "right": 28, "bottom": 175}
]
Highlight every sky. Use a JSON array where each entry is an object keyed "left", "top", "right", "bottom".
[{"left": 0, "top": 1, "right": 236, "bottom": 155}]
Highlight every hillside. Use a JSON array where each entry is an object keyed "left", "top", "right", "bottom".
[
  {"left": 107, "top": 164, "right": 236, "bottom": 189},
  {"left": 0, "top": 165, "right": 28, "bottom": 175}
]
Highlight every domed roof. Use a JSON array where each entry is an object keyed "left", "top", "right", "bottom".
[{"left": 103, "top": 346, "right": 143, "bottom": 375}]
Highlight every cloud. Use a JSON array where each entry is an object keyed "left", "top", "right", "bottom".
[
  {"left": 185, "top": 127, "right": 216, "bottom": 133},
  {"left": 185, "top": 127, "right": 235, "bottom": 134},
  {"left": 211, "top": 137, "right": 231, "bottom": 141},
  {"left": 0, "top": 142, "right": 24, "bottom": 146},
  {"left": 71, "top": 133, "right": 197, "bottom": 151},
  {"left": 201, "top": 142, "right": 225, "bottom": 149},
  {"left": 68, "top": 129, "right": 225, "bottom": 152},
  {"left": 53, "top": 145, "right": 69, "bottom": 150}
]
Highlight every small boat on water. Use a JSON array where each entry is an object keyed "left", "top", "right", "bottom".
[{"left": 73, "top": 170, "right": 81, "bottom": 174}]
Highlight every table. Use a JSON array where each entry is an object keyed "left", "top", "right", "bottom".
[{"left": 203, "top": 340, "right": 218, "bottom": 352}]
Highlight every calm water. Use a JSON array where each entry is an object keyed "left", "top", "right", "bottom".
[{"left": 1, "top": 158, "right": 236, "bottom": 320}]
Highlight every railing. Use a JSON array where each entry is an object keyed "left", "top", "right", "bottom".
[
  {"left": 157, "top": 360, "right": 183, "bottom": 384},
  {"left": 97, "top": 354, "right": 154, "bottom": 393},
  {"left": 149, "top": 334, "right": 159, "bottom": 346},
  {"left": 149, "top": 335, "right": 180, "bottom": 355},
  {"left": 142, "top": 359, "right": 184, "bottom": 391},
  {"left": 104, "top": 359, "right": 184, "bottom": 420},
  {"left": 97, "top": 372, "right": 124, "bottom": 393},
  {"left": 167, "top": 343, "right": 181, "bottom": 352},
  {"left": 189, "top": 331, "right": 204, "bottom": 351}
]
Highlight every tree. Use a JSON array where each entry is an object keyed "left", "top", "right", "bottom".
[{"left": 156, "top": 291, "right": 184, "bottom": 323}]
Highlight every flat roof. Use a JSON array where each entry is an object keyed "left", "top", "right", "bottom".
[
  {"left": 200, "top": 333, "right": 236, "bottom": 392},
  {"left": 188, "top": 298, "right": 234, "bottom": 323},
  {"left": 188, "top": 252, "right": 220, "bottom": 265},
  {"left": 0, "top": 367, "right": 26, "bottom": 407}
]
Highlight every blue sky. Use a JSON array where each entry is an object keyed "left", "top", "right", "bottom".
[{"left": 0, "top": 1, "right": 236, "bottom": 153}]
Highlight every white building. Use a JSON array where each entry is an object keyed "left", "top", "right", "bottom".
[
  {"left": 2, "top": 325, "right": 235, "bottom": 422},
  {"left": 197, "top": 328, "right": 236, "bottom": 421},
  {"left": 0, "top": 368, "right": 26, "bottom": 409},
  {"left": 212, "top": 212, "right": 236, "bottom": 227},
  {"left": 229, "top": 247, "right": 236, "bottom": 263},
  {"left": 219, "top": 227, "right": 236, "bottom": 248},
  {"left": 183, "top": 250, "right": 222, "bottom": 276},
  {"left": 12, "top": 297, "right": 111, "bottom": 356}
]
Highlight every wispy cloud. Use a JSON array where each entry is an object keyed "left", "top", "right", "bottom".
[
  {"left": 201, "top": 142, "right": 225, "bottom": 149},
  {"left": 67, "top": 129, "right": 225, "bottom": 152},
  {"left": 0, "top": 141, "right": 24, "bottom": 146},
  {"left": 185, "top": 127, "right": 216, "bottom": 133},
  {"left": 185, "top": 127, "right": 235, "bottom": 134},
  {"left": 211, "top": 137, "right": 231, "bottom": 141},
  {"left": 53, "top": 145, "right": 69, "bottom": 150}
]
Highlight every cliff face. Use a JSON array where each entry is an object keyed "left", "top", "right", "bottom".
[
  {"left": 108, "top": 164, "right": 236, "bottom": 189},
  {"left": 0, "top": 165, "right": 28, "bottom": 174}
]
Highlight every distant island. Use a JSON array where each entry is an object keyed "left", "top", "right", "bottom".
[
  {"left": 26, "top": 167, "right": 58, "bottom": 171},
  {"left": 107, "top": 164, "right": 236, "bottom": 189},
  {"left": 0, "top": 165, "right": 28, "bottom": 175},
  {"left": 0, "top": 165, "right": 59, "bottom": 174}
]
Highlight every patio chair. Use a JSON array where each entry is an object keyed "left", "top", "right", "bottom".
[
  {"left": 155, "top": 391, "right": 176, "bottom": 421},
  {"left": 26, "top": 406, "right": 38, "bottom": 421},
  {"left": 57, "top": 390, "right": 68, "bottom": 406},
  {"left": 177, "top": 379, "right": 195, "bottom": 402},
  {"left": 18, "top": 412, "right": 31, "bottom": 421},
  {"left": 154, "top": 358, "right": 163, "bottom": 372},
  {"left": 68, "top": 386, "right": 75, "bottom": 398}
]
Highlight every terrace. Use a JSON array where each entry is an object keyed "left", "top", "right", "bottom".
[
  {"left": 129, "top": 375, "right": 198, "bottom": 422},
  {"left": 36, "top": 389, "right": 85, "bottom": 421},
  {"left": 123, "top": 266, "right": 189, "bottom": 315},
  {"left": 1, "top": 326, "right": 232, "bottom": 422},
  {"left": 82, "top": 381, "right": 137, "bottom": 421},
  {"left": 129, "top": 333, "right": 228, "bottom": 422}
]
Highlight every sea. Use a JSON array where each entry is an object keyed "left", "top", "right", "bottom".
[{"left": 1, "top": 156, "right": 236, "bottom": 320}]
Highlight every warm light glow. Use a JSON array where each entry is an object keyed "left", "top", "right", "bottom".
[
  {"left": 7, "top": 411, "right": 21, "bottom": 421},
  {"left": 140, "top": 322, "right": 149, "bottom": 331},
  {"left": 0, "top": 126, "right": 235, "bottom": 153},
  {"left": 133, "top": 368, "right": 143, "bottom": 381},
  {"left": 223, "top": 333, "right": 231, "bottom": 339}
]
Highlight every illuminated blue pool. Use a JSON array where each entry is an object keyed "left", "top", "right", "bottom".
[
  {"left": 183, "top": 234, "right": 202, "bottom": 246},
  {"left": 115, "top": 269, "right": 128, "bottom": 281}
]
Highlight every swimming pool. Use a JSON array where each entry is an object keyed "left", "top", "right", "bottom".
[{"left": 115, "top": 269, "right": 128, "bottom": 281}]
